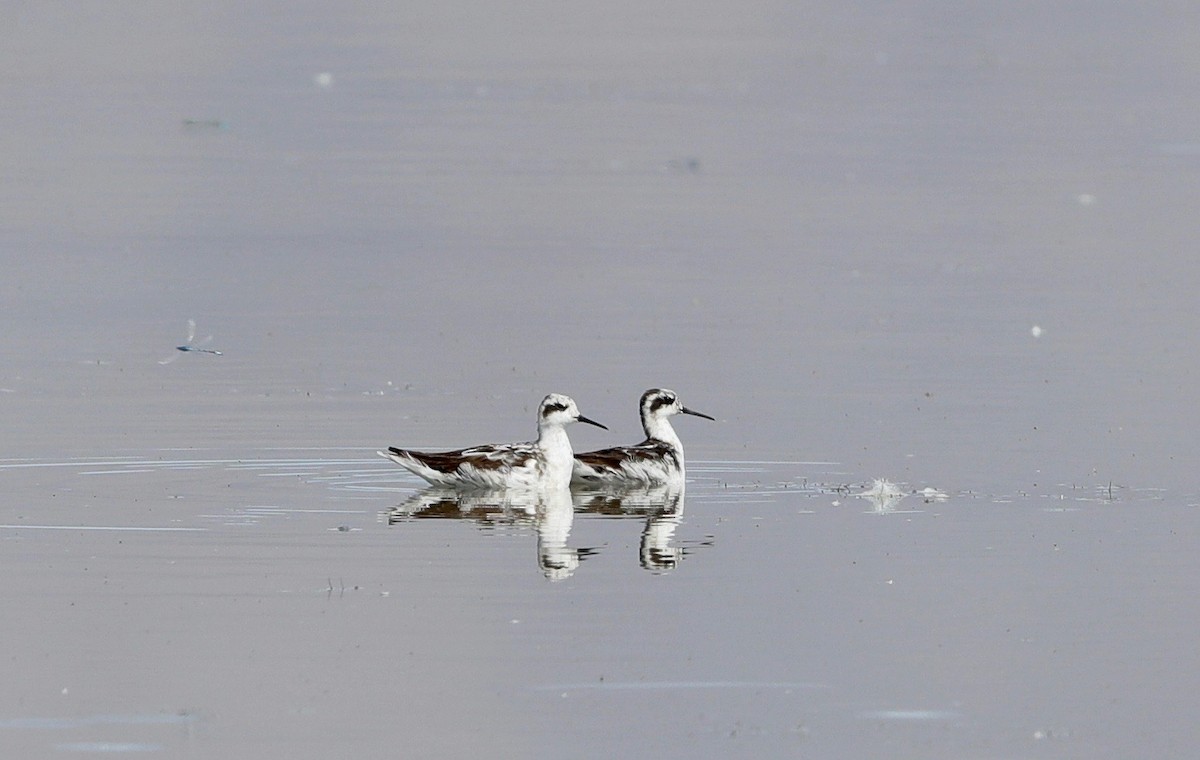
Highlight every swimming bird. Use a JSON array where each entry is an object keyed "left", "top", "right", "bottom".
[
  {"left": 378, "top": 393, "right": 606, "bottom": 490},
  {"left": 572, "top": 388, "right": 713, "bottom": 486}
]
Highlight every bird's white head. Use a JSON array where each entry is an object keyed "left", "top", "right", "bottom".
[
  {"left": 639, "top": 388, "right": 714, "bottom": 439},
  {"left": 538, "top": 393, "right": 607, "bottom": 431}
]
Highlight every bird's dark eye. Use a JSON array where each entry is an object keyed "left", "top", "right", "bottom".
[{"left": 544, "top": 402, "right": 569, "bottom": 414}]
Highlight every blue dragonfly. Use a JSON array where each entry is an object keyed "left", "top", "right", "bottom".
[{"left": 159, "top": 319, "right": 222, "bottom": 364}]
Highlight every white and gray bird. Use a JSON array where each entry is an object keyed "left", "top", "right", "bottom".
[
  {"left": 379, "top": 393, "right": 606, "bottom": 490},
  {"left": 572, "top": 388, "right": 713, "bottom": 486}
]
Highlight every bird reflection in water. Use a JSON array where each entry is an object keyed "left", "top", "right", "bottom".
[
  {"left": 386, "top": 485, "right": 704, "bottom": 577},
  {"left": 386, "top": 486, "right": 594, "bottom": 580},
  {"left": 574, "top": 484, "right": 701, "bottom": 573}
]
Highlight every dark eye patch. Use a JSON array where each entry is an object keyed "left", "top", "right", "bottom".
[
  {"left": 649, "top": 395, "right": 675, "bottom": 413},
  {"left": 543, "top": 402, "right": 569, "bottom": 414}
]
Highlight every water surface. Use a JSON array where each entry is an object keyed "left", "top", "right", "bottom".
[{"left": 4, "top": 2, "right": 1199, "bottom": 757}]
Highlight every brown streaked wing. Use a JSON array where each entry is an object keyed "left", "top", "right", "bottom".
[
  {"left": 576, "top": 440, "right": 672, "bottom": 469},
  {"left": 459, "top": 443, "right": 536, "bottom": 470},
  {"left": 389, "top": 447, "right": 473, "bottom": 474}
]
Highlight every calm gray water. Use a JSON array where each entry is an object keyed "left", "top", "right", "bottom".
[{"left": 3, "top": 2, "right": 1199, "bottom": 757}]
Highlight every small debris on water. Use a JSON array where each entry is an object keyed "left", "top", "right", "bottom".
[
  {"left": 182, "top": 118, "right": 226, "bottom": 131},
  {"left": 918, "top": 487, "right": 949, "bottom": 503}
]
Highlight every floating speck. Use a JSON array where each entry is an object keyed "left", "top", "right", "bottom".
[
  {"left": 314, "top": 72, "right": 334, "bottom": 88},
  {"left": 1031, "top": 325, "right": 1043, "bottom": 338},
  {"left": 918, "top": 487, "right": 949, "bottom": 503},
  {"left": 182, "top": 118, "right": 226, "bottom": 131},
  {"left": 666, "top": 156, "right": 702, "bottom": 173}
]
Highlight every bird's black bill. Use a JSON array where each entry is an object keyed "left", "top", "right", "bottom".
[
  {"left": 682, "top": 406, "right": 716, "bottom": 421},
  {"left": 578, "top": 415, "right": 608, "bottom": 430}
]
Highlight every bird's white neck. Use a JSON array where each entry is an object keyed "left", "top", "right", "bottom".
[
  {"left": 643, "top": 415, "right": 683, "bottom": 452},
  {"left": 536, "top": 424, "right": 575, "bottom": 485}
]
